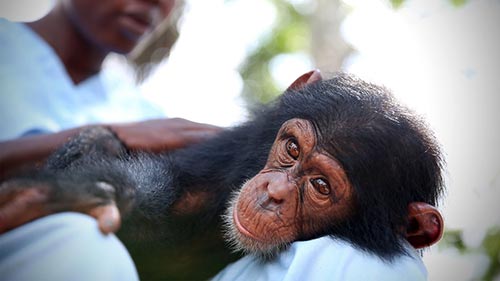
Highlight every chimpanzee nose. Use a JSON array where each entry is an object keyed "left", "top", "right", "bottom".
[{"left": 265, "top": 172, "right": 295, "bottom": 205}]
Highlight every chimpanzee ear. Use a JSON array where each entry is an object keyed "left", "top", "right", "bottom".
[
  {"left": 406, "top": 202, "right": 444, "bottom": 249},
  {"left": 286, "top": 69, "right": 322, "bottom": 91}
]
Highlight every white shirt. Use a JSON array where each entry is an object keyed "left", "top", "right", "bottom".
[
  {"left": 0, "top": 19, "right": 164, "bottom": 141},
  {"left": 212, "top": 237, "right": 427, "bottom": 281},
  {"left": 0, "top": 213, "right": 139, "bottom": 281}
]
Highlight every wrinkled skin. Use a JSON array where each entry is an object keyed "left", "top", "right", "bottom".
[{"left": 225, "top": 118, "right": 354, "bottom": 256}]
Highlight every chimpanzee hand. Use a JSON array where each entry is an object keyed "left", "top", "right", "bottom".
[
  {"left": 109, "top": 118, "right": 223, "bottom": 153},
  {"left": 0, "top": 175, "right": 132, "bottom": 235}
]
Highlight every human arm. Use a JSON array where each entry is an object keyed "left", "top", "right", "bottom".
[
  {"left": 0, "top": 117, "right": 222, "bottom": 235},
  {"left": 108, "top": 117, "right": 222, "bottom": 152},
  {"left": 0, "top": 127, "right": 89, "bottom": 181},
  {"left": 0, "top": 118, "right": 222, "bottom": 180},
  {"left": 0, "top": 180, "right": 122, "bottom": 234}
]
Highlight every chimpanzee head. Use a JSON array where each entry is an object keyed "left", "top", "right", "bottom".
[{"left": 224, "top": 73, "right": 444, "bottom": 260}]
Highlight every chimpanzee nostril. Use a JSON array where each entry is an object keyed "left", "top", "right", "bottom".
[{"left": 271, "top": 198, "right": 283, "bottom": 205}]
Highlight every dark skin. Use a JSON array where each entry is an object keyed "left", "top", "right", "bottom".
[
  {"left": 28, "top": 0, "right": 176, "bottom": 83},
  {"left": 0, "top": 0, "right": 222, "bottom": 180}
]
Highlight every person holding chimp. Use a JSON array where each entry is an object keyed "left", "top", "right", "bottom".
[
  {"left": 0, "top": 0, "right": 221, "bottom": 180},
  {"left": 0, "top": 0, "right": 219, "bottom": 280},
  {"left": 0, "top": 1, "right": 445, "bottom": 280}
]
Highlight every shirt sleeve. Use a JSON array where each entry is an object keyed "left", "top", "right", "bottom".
[{"left": 0, "top": 213, "right": 139, "bottom": 281}]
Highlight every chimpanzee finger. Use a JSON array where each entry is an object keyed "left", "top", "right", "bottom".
[
  {"left": 88, "top": 203, "right": 121, "bottom": 234},
  {"left": 0, "top": 188, "right": 50, "bottom": 234}
]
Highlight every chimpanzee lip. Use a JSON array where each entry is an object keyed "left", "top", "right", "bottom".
[{"left": 232, "top": 207, "right": 265, "bottom": 242}]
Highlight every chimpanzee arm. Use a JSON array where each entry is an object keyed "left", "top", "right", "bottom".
[
  {"left": 0, "top": 126, "right": 175, "bottom": 235},
  {"left": 0, "top": 119, "right": 268, "bottom": 236}
]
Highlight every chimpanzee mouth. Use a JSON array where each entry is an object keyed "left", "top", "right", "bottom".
[{"left": 232, "top": 207, "right": 265, "bottom": 242}]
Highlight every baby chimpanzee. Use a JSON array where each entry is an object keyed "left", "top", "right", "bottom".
[{"left": 0, "top": 72, "right": 444, "bottom": 280}]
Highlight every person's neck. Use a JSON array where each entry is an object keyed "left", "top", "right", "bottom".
[{"left": 26, "top": 5, "right": 108, "bottom": 84}]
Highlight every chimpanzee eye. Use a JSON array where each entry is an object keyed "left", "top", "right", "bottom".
[
  {"left": 285, "top": 139, "right": 300, "bottom": 159},
  {"left": 311, "top": 178, "right": 331, "bottom": 195}
]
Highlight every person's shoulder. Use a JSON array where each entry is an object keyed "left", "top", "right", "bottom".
[
  {"left": 0, "top": 19, "right": 44, "bottom": 53},
  {"left": 0, "top": 18, "right": 21, "bottom": 34},
  {"left": 213, "top": 237, "right": 427, "bottom": 281},
  {"left": 0, "top": 18, "right": 64, "bottom": 81},
  {"left": 0, "top": 19, "right": 26, "bottom": 58},
  {"left": 293, "top": 237, "right": 427, "bottom": 281}
]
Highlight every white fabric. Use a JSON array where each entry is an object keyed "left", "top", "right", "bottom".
[
  {"left": 212, "top": 237, "right": 427, "bottom": 281},
  {"left": 0, "top": 212, "right": 139, "bottom": 281},
  {"left": 0, "top": 19, "right": 165, "bottom": 141}
]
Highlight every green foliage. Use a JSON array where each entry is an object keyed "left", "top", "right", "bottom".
[
  {"left": 440, "top": 229, "right": 467, "bottom": 253},
  {"left": 450, "top": 0, "right": 468, "bottom": 7},
  {"left": 482, "top": 227, "right": 500, "bottom": 281},
  {"left": 390, "top": 0, "right": 405, "bottom": 9},
  {"left": 239, "top": 0, "right": 310, "bottom": 105},
  {"left": 239, "top": 0, "right": 470, "bottom": 105},
  {"left": 440, "top": 228, "right": 500, "bottom": 281},
  {"left": 389, "top": 0, "right": 468, "bottom": 9}
]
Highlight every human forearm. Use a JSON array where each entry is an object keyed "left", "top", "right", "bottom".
[
  {"left": 0, "top": 118, "right": 222, "bottom": 181},
  {"left": 0, "top": 126, "right": 90, "bottom": 180}
]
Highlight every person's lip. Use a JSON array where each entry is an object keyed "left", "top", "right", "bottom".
[{"left": 118, "top": 12, "right": 153, "bottom": 39}]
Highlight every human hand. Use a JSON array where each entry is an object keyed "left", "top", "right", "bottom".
[
  {"left": 0, "top": 178, "right": 125, "bottom": 235},
  {"left": 109, "top": 118, "right": 223, "bottom": 153}
]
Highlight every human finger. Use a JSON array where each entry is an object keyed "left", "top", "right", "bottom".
[{"left": 0, "top": 188, "right": 49, "bottom": 233}]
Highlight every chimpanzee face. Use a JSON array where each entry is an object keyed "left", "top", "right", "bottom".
[{"left": 224, "top": 118, "right": 353, "bottom": 257}]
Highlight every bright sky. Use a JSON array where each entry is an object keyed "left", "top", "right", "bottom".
[
  {"left": 2, "top": 0, "right": 499, "bottom": 279},
  {"left": 139, "top": 0, "right": 278, "bottom": 127}
]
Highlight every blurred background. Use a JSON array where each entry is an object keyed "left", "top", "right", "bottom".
[{"left": 2, "top": 0, "right": 500, "bottom": 279}]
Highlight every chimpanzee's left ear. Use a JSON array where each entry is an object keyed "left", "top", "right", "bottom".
[
  {"left": 406, "top": 202, "right": 444, "bottom": 249},
  {"left": 286, "top": 69, "right": 322, "bottom": 91}
]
